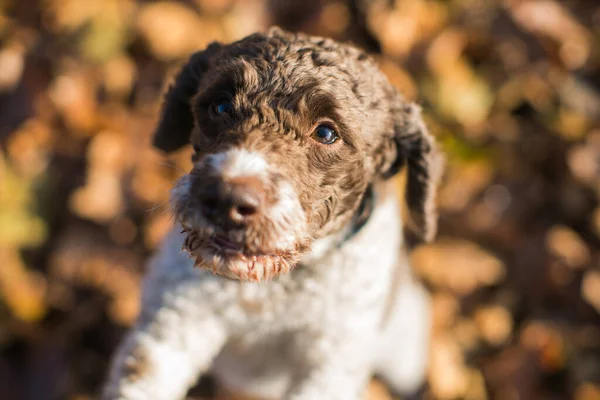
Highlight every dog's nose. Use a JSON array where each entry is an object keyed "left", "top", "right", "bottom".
[{"left": 199, "top": 178, "right": 263, "bottom": 224}]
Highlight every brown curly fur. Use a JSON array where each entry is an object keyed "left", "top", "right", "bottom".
[{"left": 155, "top": 27, "right": 442, "bottom": 277}]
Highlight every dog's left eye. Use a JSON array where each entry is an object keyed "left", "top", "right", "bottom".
[
  {"left": 311, "top": 124, "right": 338, "bottom": 144},
  {"left": 214, "top": 101, "right": 234, "bottom": 115}
]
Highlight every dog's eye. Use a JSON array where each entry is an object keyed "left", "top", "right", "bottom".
[
  {"left": 311, "top": 124, "right": 338, "bottom": 144},
  {"left": 213, "top": 101, "right": 234, "bottom": 115}
]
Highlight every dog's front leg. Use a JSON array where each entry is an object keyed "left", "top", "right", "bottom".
[
  {"left": 103, "top": 303, "right": 227, "bottom": 400},
  {"left": 285, "top": 331, "right": 374, "bottom": 400},
  {"left": 102, "top": 275, "right": 228, "bottom": 400}
]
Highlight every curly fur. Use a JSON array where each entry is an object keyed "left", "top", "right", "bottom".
[{"left": 103, "top": 27, "right": 442, "bottom": 400}]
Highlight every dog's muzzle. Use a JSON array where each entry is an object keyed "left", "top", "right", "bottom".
[{"left": 171, "top": 149, "right": 309, "bottom": 281}]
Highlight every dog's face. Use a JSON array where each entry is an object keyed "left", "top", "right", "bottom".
[{"left": 155, "top": 28, "right": 442, "bottom": 281}]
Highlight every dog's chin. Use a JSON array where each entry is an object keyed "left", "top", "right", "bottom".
[{"left": 181, "top": 229, "right": 302, "bottom": 281}]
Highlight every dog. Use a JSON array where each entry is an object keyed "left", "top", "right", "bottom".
[{"left": 103, "top": 27, "right": 443, "bottom": 400}]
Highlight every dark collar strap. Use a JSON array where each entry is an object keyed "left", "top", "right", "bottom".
[
  {"left": 296, "top": 186, "right": 376, "bottom": 269},
  {"left": 337, "top": 184, "right": 375, "bottom": 247}
]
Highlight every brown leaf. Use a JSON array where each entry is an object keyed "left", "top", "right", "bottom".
[
  {"left": 136, "top": 2, "right": 224, "bottom": 60},
  {"left": 581, "top": 270, "right": 600, "bottom": 313},
  {"left": 412, "top": 239, "right": 505, "bottom": 295},
  {"left": 474, "top": 305, "right": 513, "bottom": 346},
  {"left": 545, "top": 225, "right": 591, "bottom": 269}
]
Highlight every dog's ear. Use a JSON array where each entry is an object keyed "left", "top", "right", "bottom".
[
  {"left": 381, "top": 101, "right": 443, "bottom": 242},
  {"left": 153, "top": 42, "right": 222, "bottom": 153}
]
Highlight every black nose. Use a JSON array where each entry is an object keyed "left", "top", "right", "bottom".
[{"left": 199, "top": 178, "right": 263, "bottom": 224}]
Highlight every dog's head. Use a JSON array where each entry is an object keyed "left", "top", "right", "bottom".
[{"left": 157, "top": 27, "right": 442, "bottom": 281}]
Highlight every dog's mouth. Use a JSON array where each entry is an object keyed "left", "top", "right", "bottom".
[
  {"left": 210, "top": 234, "right": 243, "bottom": 252},
  {"left": 181, "top": 227, "right": 302, "bottom": 281}
]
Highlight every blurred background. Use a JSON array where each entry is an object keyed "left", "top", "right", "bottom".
[{"left": 0, "top": 0, "right": 599, "bottom": 399}]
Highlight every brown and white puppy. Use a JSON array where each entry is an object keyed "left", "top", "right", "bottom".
[{"left": 104, "top": 27, "right": 442, "bottom": 400}]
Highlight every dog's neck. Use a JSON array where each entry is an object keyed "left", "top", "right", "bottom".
[
  {"left": 299, "top": 183, "right": 398, "bottom": 267},
  {"left": 338, "top": 185, "right": 376, "bottom": 244}
]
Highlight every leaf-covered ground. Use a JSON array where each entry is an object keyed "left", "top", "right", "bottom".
[{"left": 0, "top": 1, "right": 599, "bottom": 399}]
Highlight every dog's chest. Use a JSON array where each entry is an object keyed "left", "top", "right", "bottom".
[
  {"left": 216, "top": 238, "right": 399, "bottom": 342},
  {"left": 214, "top": 262, "right": 360, "bottom": 337}
]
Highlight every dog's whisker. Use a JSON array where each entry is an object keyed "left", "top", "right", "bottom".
[
  {"left": 145, "top": 200, "right": 171, "bottom": 214},
  {"left": 159, "top": 160, "right": 188, "bottom": 176}
]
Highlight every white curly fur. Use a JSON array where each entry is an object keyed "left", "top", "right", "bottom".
[{"left": 103, "top": 186, "right": 431, "bottom": 400}]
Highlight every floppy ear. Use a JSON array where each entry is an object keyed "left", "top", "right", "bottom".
[
  {"left": 153, "top": 42, "right": 222, "bottom": 153},
  {"left": 381, "top": 101, "right": 444, "bottom": 242}
]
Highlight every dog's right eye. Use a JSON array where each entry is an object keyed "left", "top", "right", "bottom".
[
  {"left": 213, "top": 101, "right": 234, "bottom": 115},
  {"left": 311, "top": 124, "right": 338, "bottom": 145}
]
